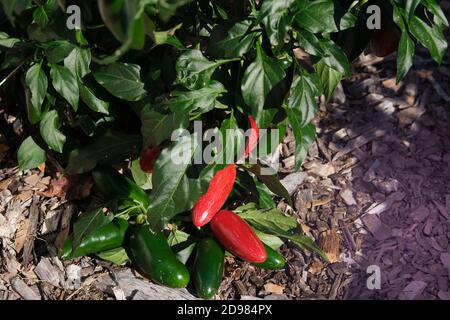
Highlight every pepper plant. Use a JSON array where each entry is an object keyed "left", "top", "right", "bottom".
[{"left": 0, "top": 0, "right": 448, "bottom": 298}]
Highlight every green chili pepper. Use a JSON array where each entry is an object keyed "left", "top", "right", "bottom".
[
  {"left": 253, "top": 243, "right": 285, "bottom": 270},
  {"left": 193, "top": 238, "right": 225, "bottom": 299},
  {"left": 129, "top": 225, "right": 190, "bottom": 288},
  {"left": 60, "top": 218, "right": 129, "bottom": 260}
]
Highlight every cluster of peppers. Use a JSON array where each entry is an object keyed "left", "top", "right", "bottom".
[{"left": 60, "top": 116, "right": 285, "bottom": 299}]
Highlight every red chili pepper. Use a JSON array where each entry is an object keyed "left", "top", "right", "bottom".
[
  {"left": 211, "top": 210, "right": 267, "bottom": 263},
  {"left": 243, "top": 115, "right": 259, "bottom": 158},
  {"left": 192, "top": 164, "right": 236, "bottom": 227},
  {"left": 139, "top": 147, "right": 162, "bottom": 173}
]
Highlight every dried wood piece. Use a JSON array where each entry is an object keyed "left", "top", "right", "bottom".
[
  {"left": 319, "top": 230, "right": 340, "bottom": 263},
  {"left": 399, "top": 281, "right": 427, "bottom": 300},
  {"left": 22, "top": 196, "right": 40, "bottom": 267},
  {"left": 35, "top": 257, "right": 63, "bottom": 287},
  {"left": 10, "top": 276, "right": 41, "bottom": 300},
  {"left": 361, "top": 215, "right": 392, "bottom": 241},
  {"left": 332, "top": 127, "right": 390, "bottom": 161},
  {"left": 95, "top": 269, "right": 199, "bottom": 300}
]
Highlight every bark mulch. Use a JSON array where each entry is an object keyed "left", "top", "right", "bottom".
[{"left": 1, "top": 35, "right": 449, "bottom": 300}]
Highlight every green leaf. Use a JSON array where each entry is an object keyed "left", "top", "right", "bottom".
[
  {"left": 216, "top": 111, "right": 244, "bottom": 164},
  {"left": 50, "top": 64, "right": 79, "bottom": 111},
  {"left": 148, "top": 134, "right": 213, "bottom": 229},
  {"left": 286, "top": 117, "right": 316, "bottom": 170},
  {"left": 340, "top": 12, "right": 357, "bottom": 30},
  {"left": 254, "top": 230, "right": 284, "bottom": 250},
  {"left": 176, "top": 49, "right": 234, "bottom": 90},
  {"left": 45, "top": 41, "right": 76, "bottom": 64},
  {"left": 98, "top": 0, "right": 146, "bottom": 46},
  {"left": 0, "top": 31, "right": 21, "bottom": 48},
  {"left": 18, "top": 136, "right": 47, "bottom": 170},
  {"left": 94, "top": 62, "right": 147, "bottom": 101},
  {"left": 314, "top": 59, "right": 342, "bottom": 101},
  {"left": 79, "top": 83, "right": 110, "bottom": 115},
  {"left": 167, "top": 228, "right": 197, "bottom": 265},
  {"left": 208, "top": 20, "right": 259, "bottom": 58},
  {"left": 409, "top": 15, "right": 447, "bottom": 64},
  {"left": 422, "top": 0, "right": 449, "bottom": 28},
  {"left": 296, "top": 30, "right": 325, "bottom": 57},
  {"left": 39, "top": 110, "right": 66, "bottom": 153},
  {"left": 167, "top": 81, "right": 226, "bottom": 115},
  {"left": 157, "top": 0, "right": 191, "bottom": 22},
  {"left": 294, "top": 0, "right": 338, "bottom": 33},
  {"left": 33, "top": 5, "right": 50, "bottom": 28},
  {"left": 236, "top": 203, "right": 298, "bottom": 236},
  {"left": 66, "top": 130, "right": 141, "bottom": 174},
  {"left": 257, "top": 0, "right": 294, "bottom": 23},
  {"left": 152, "top": 23, "right": 183, "bottom": 48},
  {"left": 287, "top": 70, "right": 321, "bottom": 128},
  {"left": 96, "top": 247, "right": 130, "bottom": 265},
  {"left": 235, "top": 203, "right": 328, "bottom": 261},
  {"left": 241, "top": 46, "right": 285, "bottom": 124},
  {"left": 25, "top": 62, "right": 48, "bottom": 124},
  {"left": 141, "top": 105, "right": 189, "bottom": 148},
  {"left": 131, "top": 159, "right": 152, "bottom": 190},
  {"left": 396, "top": 31, "right": 415, "bottom": 83},
  {"left": 289, "top": 233, "right": 329, "bottom": 262},
  {"left": 255, "top": 179, "right": 276, "bottom": 209},
  {"left": 405, "top": 0, "right": 421, "bottom": 22},
  {"left": 245, "top": 164, "right": 293, "bottom": 207},
  {"left": 259, "top": 0, "right": 295, "bottom": 46},
  {"left": 64, "top": 47, "right": 91, "bottom": 78},
  {"left": 72, "top": 208, "right": 114, "bottom": 249},
  {"left": 320, "top": 38, "right": 350, "bottom": 76}
]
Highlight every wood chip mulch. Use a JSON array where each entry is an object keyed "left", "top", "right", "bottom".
[{"left": 1, "top": 36, "right": 450, "bottom": 300}]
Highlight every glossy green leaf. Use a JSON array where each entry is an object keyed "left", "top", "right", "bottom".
[
  {"left": 208, "top": 20, "right": 259, "bottom": 58},
  {"left": 25, "top": 62, "right": 48, "bottom": 124},
  {"left": 131, "top": 159, "right": 152, "bottom": 190},
  {"left": 96, "top": 247, "right": 130, "bottom": 265},
  {"left": 396, "top": 31, "right": 415, "bottom": 83},
  {"left": 0, "top": 31, "right": 21, "bottom": 48},
  {"left": 287, "top": 71, "right": 321, "bottom": 128},
  {"left": 294, "top": 0, "right": 338, "bottom": 33},
  {"left": 33, "top": 6, "right": 50, "bottom": 28},
  {"left": 39, "top": 110, "right": 66, "bottom": 153},
  {"left": 236, "top": 203, "right": 298, "bottom": 235},
  {"left": 45, "top": 41, "right": 75, "bottom": 64},
  {"left": 241, "top": 46, "right": 285, "bottom": 124},
  {"left": 18, "top": 136, "right": 47, "bottom": 170},
  {"left": 245, "top": 164, "right": 293, "bottom": 207},
  {"left": 167, "top": 81, "right": 226, "bottom": 115},
  {"left": 314, "top": 58, "right": 342, "bottom": 101},
  {"left": 176, "top": 49, "right": 234, "bottom": 90},
  {"left": 286, "top": 116, "right": 316, "bottom": 170},
  {"left": 259, "top": 0, "right": 295, "bottom": 46},
  {"left": 148, "top": 134, "right": 213, "bottom": 229},
  {"left": 72, "top": 208, "right": 114, "bottom": 249},
  {"left": 409, "top": 15, "right": 447, "bottom": 64},
  {"left": 64, "top": 47, "right": 91, "bottom": 78},
  {"left": 94, "top": 62, "right": 147, "bottom": 101},
  {"left": 66, "top": 130, "right": 141, "bottom": 174},
  {"left": 79, "top": 83, "right": 110, "bottom": 114},
  {"left": 141, "top": 105, "right": 189, "bottom": 148},
  {"left": 50, "top": 64, "right": 79, "bottom": 111}
]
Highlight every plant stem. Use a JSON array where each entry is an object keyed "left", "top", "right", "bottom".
[{"left": 0, "top": 61, "right": 25, "bottom": 88}]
